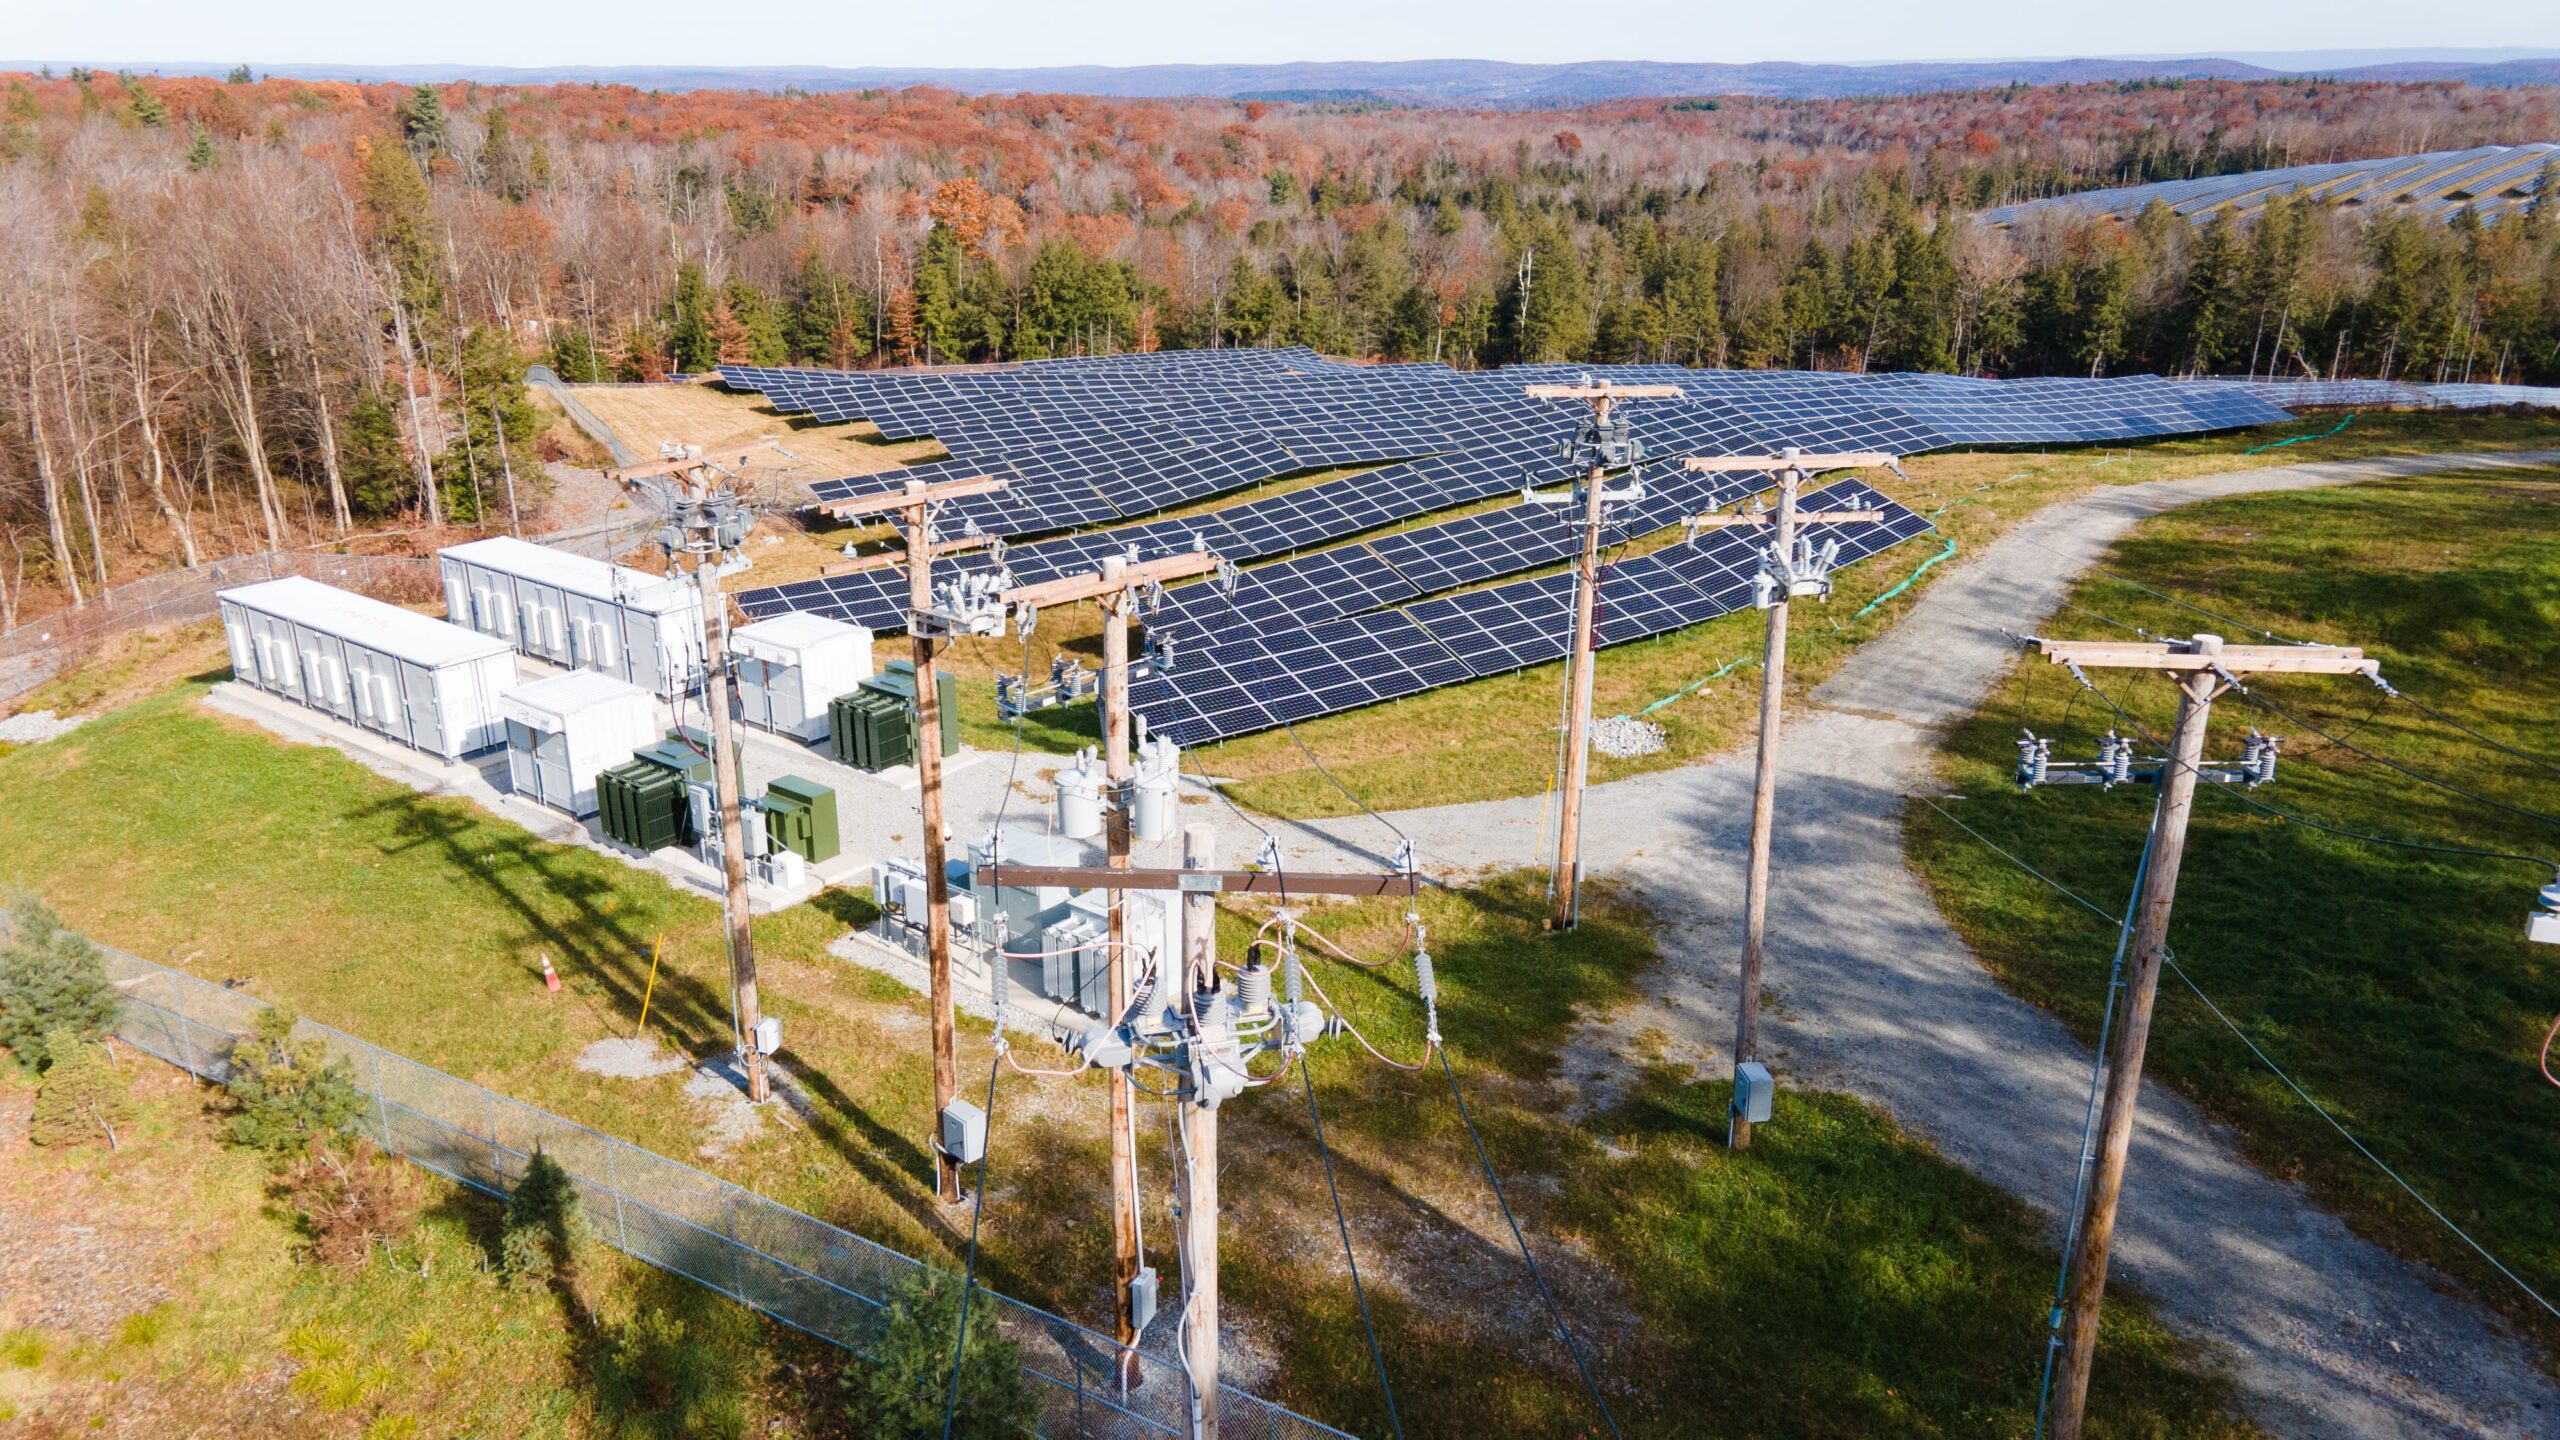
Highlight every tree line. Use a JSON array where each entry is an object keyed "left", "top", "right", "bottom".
[{"left": 1, "top": 67, "right": 2554, "bottom": 623}]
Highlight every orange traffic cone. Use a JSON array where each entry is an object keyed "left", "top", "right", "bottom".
[{"left": 540, "top": 953, "right": 562, "bottom": 994}]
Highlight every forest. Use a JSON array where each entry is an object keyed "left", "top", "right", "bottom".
[{"left": 1, "top": 67, "right": 2556, "bottom": 622}]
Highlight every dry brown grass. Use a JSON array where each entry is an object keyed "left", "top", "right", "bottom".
[{"left": 568, "top": 381, "right": 946, "bottom": 488}]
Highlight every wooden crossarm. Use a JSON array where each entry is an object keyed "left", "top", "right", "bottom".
[
  {"left": 971, "top": 864, "right": 1410, "bottom": 896},
  {"left": 820, "top": 533, "right": 993, "bottom": 576},
  {"left": 1002, "top": 550, "right": 1219, "bottom": 607},
  {"left": 817, "top": 473, "right": 1007, "bottom": 519},
  {"left": 1523, "top": 383, "right": 1685, "bottom": 400},
  {"left": 1688, "top": 510, "right": 1888, "bottom": 529},
  {"left": 1684, "top": 452, "right": 1898, "bottom": 472},
  {"left": 2036, "top": 638, "right": 2375, "bottom": 675}
]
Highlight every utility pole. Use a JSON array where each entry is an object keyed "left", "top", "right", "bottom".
[
  {"left": 978, "top": 846, "right": 1414, "bottom": 1431},
  {"left": 821, "top": 472, "right": 1009, "bottom": 1202},
  {"left": 2026, "top": 634, "right": 2376, "bottom": 1440},
  {"left": 1521, "top": 379, "right": 1683, "bottom": 931},
  {"left": 1001, "top": 545, "right": 1219, "bottom": 1386},
  {"left": 613, "top": 438, "right": 788, "bottom": 1104},
  {"left": 1176, "top": 823, "right": 1221, "bottom": 1440},
  {"left": 1682, "top": 449, "right": 1894, "bottom": 1148}
]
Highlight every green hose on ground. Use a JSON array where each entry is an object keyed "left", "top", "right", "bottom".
[{"left": 2243, "top": 412, "right": 2355, "bottom": 454}]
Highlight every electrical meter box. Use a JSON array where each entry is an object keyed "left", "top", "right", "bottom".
[
  {"left": 939, "top": 1099, "right": 987, "bottom": 1166},
  {"left": 1128, "top": 1265, "right": 1159, "bottom": 1334},
  {"left": 1733, "top": 1061, "right": 1774, "bottom": 1125},
  {"left": 753, "top": 1016, "right": 782, "bottom": 1057}
]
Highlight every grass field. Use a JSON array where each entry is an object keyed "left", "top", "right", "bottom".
[
  {"left": 0, "top": 1067, "right": 826, "bottom": 1439},
  {"left": 1907, "top": 466, "right": 2560, "bottom": 1351},
  {"left": 0, "top": 672, "right": 2257, "bottom": 1436}
]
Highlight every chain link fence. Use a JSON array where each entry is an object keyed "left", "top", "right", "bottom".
[{"left": 94, "top": 942, "right": 1351, "bottom": 1440}]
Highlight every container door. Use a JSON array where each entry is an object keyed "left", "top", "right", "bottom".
[
  {"left": 628, "top": 613, "right": 664, "bottom": 694},
  {"left": 504, "top": 719, "right": 540, "bottom": 797},
  {"left": 774, "top": 662, "right": 808, "bottom": 736},
  {"left": 402, "top": 661, "right": 444, "bottom": 756}
]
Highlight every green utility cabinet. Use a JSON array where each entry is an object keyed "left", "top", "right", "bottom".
[
  {"left": 760, "top": 775, "right": 841, "bottom": 864},
  {"left": 827, "top": 661, "right": 958, "bottom": 772},
  {"left": 597, "top": 728, "right": 739, "bottom": 850}
]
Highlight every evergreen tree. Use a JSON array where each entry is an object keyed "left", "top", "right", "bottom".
[
  {"left": 2169, "top": 212, "right": 2243, "bottom": 374},
  {"left": 359, "top": 140, "right": 441, "bottom": 314},
  {"left": 1883, "top": 223, "right": 1958, "bottom": 372},
  {"left": 184, "top": 124, "right": 217, "bottom": 172},
  {"left": 787, "top": 249, "right": 867, "bottom": 366},
  {"left": 663, "top": 262, "right": 719, "bottom": 373},
  {"left": 0, "top": 897, "right": 118, "bottom": 1072},
  {"left": 839, "top": 1268, "right": 1039, "bottom": 1439},
  {"left": 223, "top": 1006, "right": 363, "bottom": 1151},
  {"left": 432, "top": 326, "right": 545, "bottom": 522},
  {"left": 396, "top": 84, "right": 450, "bottom": 161},
  {"left": 122, "top": 79, "right": 168, "bottom": 127},
  {"left": 338, "top": 388, "right": 413, "bottom": 519},
  {"left": 546, "top": 326, "right": 607, "bottom": 384},
  {"left": 30, "top": 1027, "right": 131, "bottom": 1150}
]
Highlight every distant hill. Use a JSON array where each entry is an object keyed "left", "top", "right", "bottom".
[{"left": 33, "top": 51, "right": 2560, "bottom": 105}]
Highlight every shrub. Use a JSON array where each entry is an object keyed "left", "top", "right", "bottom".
[
  {"left": 839, "top": 1267, "right": 1038, "bottom": 1440},
  {"left": 223, "top": 1007, "right": 363, "bottom": 1151},
  {"left": 282, "top": 1138, "right": 425, "bottom": 1268},
  {"left": 0, "top": 898, "right": 119, "bottom": 1072},
  {"left": 28, "top": 1026, "right": 132, "bottom": 1150},
  {"left": 499, "top": 1147, "right": 593, "bottom": 1287}
]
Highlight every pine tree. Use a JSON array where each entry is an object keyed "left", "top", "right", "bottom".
[
  {"left": 223, "top": 1006, "right": 363, "bottom": 1151},
  {"left": 664, "top": 262, "right": 718, "bottom": 373},
  {"left": 839, "top": 1268, "right": 1039, "bottom": 1439},
  {"left": 30, "top": 1027, "right": 132, "bottom": 1150},
  {"left": 0, "top": 897, "right": 119, "bottom": 1072},
  {"left": 359, "top": 140, "right": 441, "bottom": 314},
  {"left": 184, "top": 124, "right": 217, "bottom": 172},
  {"left": 122, "top": 79, "right": 168, "bottom": 128},
  {"left": 396, "top": 84, "right": 450, "bottom": 161},
  {"left": 338, "top": 389, "right": 412, "bottom": 519}
]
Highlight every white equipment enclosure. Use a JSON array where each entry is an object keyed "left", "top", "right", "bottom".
[
  {"left": 438, "top": 536, "right": 705, "bottom": 695},
  {"left": 498, "top": 670, "right": 661, "bottom": 817},
  {"left": 731, "top": 612, "right": 874, "bottom": 741},
  {"left": 219, "top": 576, "right": 517, "bottom": 760}
]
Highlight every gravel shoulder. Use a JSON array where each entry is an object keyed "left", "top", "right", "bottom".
[{"left": 874, "top": 448, "right": 2560, "bottom": 1437}]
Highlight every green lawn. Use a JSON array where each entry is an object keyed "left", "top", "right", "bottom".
[
  {"left": 0, "top": 676, "right": 2257, "bottom": 1436},
  {"left": 0, "top": 1068, "right": 822, "bottom": 1438},
  {"left": 1908, "top": 467, "right": 2560, "bottom": 1351}
]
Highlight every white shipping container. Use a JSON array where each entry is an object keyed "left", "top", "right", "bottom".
[
  {"left": 498, "top": 670, "right": 662, "bottom": 817},
  {"left": 731, "top": 612, "right": 874, "bottom": 741},
  {"left": 438, "top": 536, "right": 706, "bottom": 695},
  {"left": 219, "top": 576, "right": 518, "bottom": 760}
]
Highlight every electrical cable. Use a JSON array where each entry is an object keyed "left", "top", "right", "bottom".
[
  {"left": 2070, "top": 676, "right": 2560, "bottom": 871},
  {"left": 2032, "top": 811, "right": 2158, "bottom": 1440},
  {"left": 2377, "top": 685, "right": 2560, "bottom": 779},
  {"left": 1806, "top": 707, "right": 2560, "bottom": 1326},
  {"left": 2230, "top": 684, "right": 2560, "bottom": 833},
  {"left": 1436, "top": 1044, "right": 1625, "bottom": 1439},
  {"left": 1298, "top": 1059, "right": 1404, "bottom": 1440},
  {"left": 938, "top": 1044, "right": 1003, "bottom": 1440}
]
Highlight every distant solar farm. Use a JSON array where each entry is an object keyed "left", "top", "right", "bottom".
[
  {"left": 1980, "top": 142, "right": 2558, "bottom": 229},
  {"left": 720, "top": 350, "right": 2290, "bottom": 746}
]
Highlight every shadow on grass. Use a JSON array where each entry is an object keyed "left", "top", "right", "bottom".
[{"left": 360, "top": 793, "right": 736, "bottom": 1055}]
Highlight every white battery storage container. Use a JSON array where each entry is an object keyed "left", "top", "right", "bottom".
[
  {"left": 438, "top": 536, "right": 705, "bottom": 695},
  {"left": 219, "top": 576, "right": 518, "bottom": 761},
  {"left": 731, "top": 612, "right": 874, "bottom": 741},
  {"left": 498, "top": 670, "right": 661, "bottom": 817}
]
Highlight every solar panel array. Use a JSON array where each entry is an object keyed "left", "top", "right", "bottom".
[
  {"left": 712, "top": 351, "right": 2294, "bottom": 740},
  {"left": 1980, "top": 144, "right": 2559, "bottom": 230},
  {"left": 1127, "top": 479, "right": 1932, "bottom": 746},
  {"left": 2177, "top": 377, "right": 2560, "bottom": 412}
]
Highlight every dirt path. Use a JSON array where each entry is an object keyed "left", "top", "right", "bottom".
[{"left": 882, "top": 448, "right": 2560, "bottom": 1437}]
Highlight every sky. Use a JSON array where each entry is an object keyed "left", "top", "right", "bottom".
[{"left": 7, "top": 0, "right": 2559, "bottom": 72}]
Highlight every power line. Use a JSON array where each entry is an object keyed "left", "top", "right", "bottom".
[
  {"left": 2230, "top": 682, "right": 2560, "bottom": 832},
  {"left": 1299, "top": 1060, "right": 1404, "bottom": 1440},
  {"left": 1808, "top": 709, "right": 2560, "bottom": 1326},
  {"left": 1436, "top": 1046, "right": 1624, "bottom": 1439}
]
